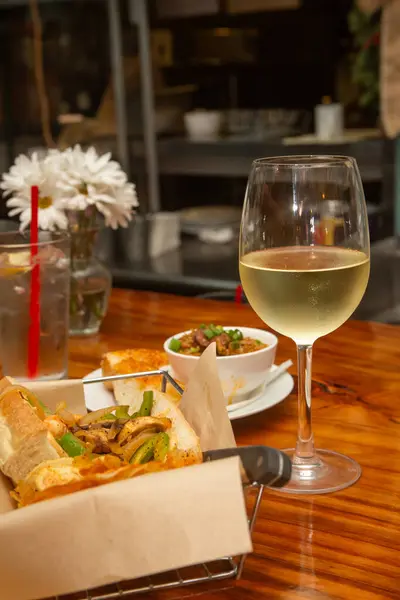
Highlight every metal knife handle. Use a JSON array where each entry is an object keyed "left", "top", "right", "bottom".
[{"left": 203, "top": 445, "right": 291, "bottom": 488}]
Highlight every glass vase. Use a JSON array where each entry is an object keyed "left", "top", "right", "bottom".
[{"left": 68, "top": 208, "right": 112, "bottom": 336}]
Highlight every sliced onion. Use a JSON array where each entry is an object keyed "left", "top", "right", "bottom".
[
  {"left": 56, "top": 402, "right": 77, "bottom": 427},
  {"left": 74, "top": 429, "right": 89, "bottom": 439},
  {"left": 78, "top": 406, "right": 118, "bottom": 426}
]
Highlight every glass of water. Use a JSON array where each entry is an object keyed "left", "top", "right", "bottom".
[{"left": 0, "top": 231, "right": 70, "bottom": 380}]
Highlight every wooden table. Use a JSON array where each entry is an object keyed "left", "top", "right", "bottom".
[{"left": 69, "top": 289, "right": 400, "bottom": 600}]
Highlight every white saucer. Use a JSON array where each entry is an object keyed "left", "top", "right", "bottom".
[
  {"left": 83, "top": 368, "right": 116, "bottom": 411},
  {"left": 83, "top": 366, "right": 294, "bottom": 421},
  {"left": 227, "top": 365, "right": 294, "bottom": 421}
]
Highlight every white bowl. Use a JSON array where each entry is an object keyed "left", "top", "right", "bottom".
[{"left": 164, "top": 326, "right": 278, "bottom": 403}]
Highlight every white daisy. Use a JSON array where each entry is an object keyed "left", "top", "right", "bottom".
[
  {"left": 1, "top": 151, "right": 68, "bottom": 231},
  {"left": 1, "top": 145, "right": 139, "bottom": 231},
  {"left": 96, "top": 182, "right": 138, "bottom": 229},
  {"left": 57, "top": 145, "right": 129, "bottom": 210}
]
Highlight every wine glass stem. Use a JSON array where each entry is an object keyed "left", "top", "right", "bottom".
[{"left": 295, "top": 344, "right": 316, "bottom": 460}]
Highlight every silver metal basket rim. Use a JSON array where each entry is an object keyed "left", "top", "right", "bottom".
[{"left": 83, "top": 368, "right": 184, "bottom": 395}]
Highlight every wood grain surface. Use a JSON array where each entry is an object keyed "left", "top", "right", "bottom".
[{"left": 68, "top": 289, "right": 400, "bottom": 600}]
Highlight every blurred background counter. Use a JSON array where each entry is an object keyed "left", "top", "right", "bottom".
[{"left": 1, "top": 0, "right": 400, "bottom": 322}]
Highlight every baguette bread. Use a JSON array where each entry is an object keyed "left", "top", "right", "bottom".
[
  {"left": 0, "top": 385, "right": 66, "bottom": 484},
  {"left": 101, "top": 348, "right": 183, "bottom": 402}
]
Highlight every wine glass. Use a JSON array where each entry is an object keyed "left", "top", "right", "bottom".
[{"left": 239, "top": 156, "right": 370, "bottom": 494}]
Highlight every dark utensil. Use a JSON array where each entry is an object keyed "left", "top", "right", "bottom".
[{"left": 203, "top": 445, "right": 291, "bottom": 488}]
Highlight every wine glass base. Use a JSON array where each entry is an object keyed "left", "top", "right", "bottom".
[{"left": 277, "top": 449, "right": 362, "bottom": 495}]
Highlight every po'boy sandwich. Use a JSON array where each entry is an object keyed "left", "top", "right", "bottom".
[{"left": 0, "top": 377, "right": 201, "bottom": 507}]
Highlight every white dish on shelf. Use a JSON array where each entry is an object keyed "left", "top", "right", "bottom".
[
  {"left": 184, "top": 110, "right": 222, "bottom": 140},
  {"left": 179, "top": 206, "right": 242, "bottom": 235},
  {"left": 83, "top": 365, "right": 294, "bottom": 421}
]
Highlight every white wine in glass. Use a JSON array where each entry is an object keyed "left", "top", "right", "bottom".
[{"left": 239, "top": 156, "right": 370, "bottom": 494}]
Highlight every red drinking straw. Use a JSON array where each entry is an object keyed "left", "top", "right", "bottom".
[
  {"left": 234, "top": 284, "right": 243, "bottom": 304},
  {"left": 27, "top": 185, "right": 40, "bottom": 378}
]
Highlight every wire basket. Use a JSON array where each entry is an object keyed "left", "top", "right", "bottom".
[{"left": 53, "top": 369, "right": 265, "bottom": 600}]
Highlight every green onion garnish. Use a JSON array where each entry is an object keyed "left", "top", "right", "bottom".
[
  {"left": 203, "top": 328, "right": 215, "bottom": 339},
  {"left": 169, "top": 338, "right": 182, "bottom": 352}
]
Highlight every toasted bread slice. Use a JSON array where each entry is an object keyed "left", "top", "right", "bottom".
[
  {"left": 102, "top": 348, "right": 168, "bottom": 377},
  {"left": 101, "top": 348, "right": 183, "bottom": 402}
]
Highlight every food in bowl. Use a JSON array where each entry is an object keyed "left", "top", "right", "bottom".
[
  {"left": 164, "top": 326, "right": 278, "bottom": 402},
  {"left": 168, "top": 324, "right": 267, "bottom": 357}
]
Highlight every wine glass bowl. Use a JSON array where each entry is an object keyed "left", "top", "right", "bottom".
[{"left": 239, "top": 155, "right": 370, "bottom": 494}]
